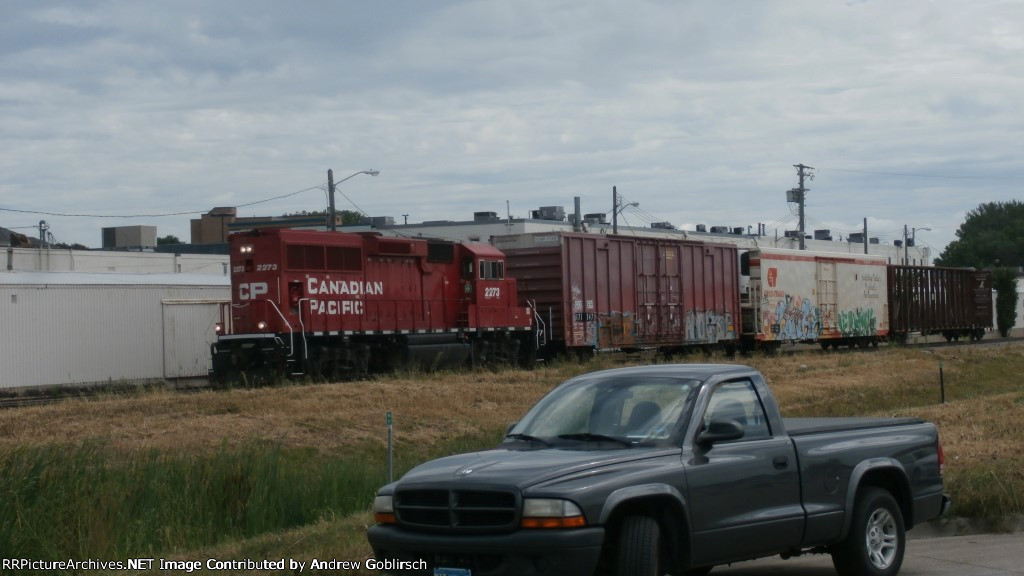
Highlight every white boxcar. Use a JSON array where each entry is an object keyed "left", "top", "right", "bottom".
[
  {"left": 0, "top": 272, "right": 229, "bottom": 389},
  {"left": 741, "top": 248, "right": 889, "bottom": 350}
]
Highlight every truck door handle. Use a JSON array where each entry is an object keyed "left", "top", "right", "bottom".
[{"left": 773, "top": 456, "right": 789, "bottom": 470}]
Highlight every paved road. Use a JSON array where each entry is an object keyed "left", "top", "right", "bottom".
[{"left": 711, "top": 533, "right": 1024, "bottom": 575}]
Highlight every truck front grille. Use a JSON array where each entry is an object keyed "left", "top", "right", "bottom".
[{"left": 394, "top": 488, "right": 519, "bottom": 532}]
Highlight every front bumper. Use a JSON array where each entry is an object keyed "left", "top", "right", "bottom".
[{"left": 367, "top": 525, "right": 605, "bottom": 576}]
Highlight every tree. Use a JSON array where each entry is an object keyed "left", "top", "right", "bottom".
[
  {"left": 157, "top": 235, "right": 183, "bottom": 245},
  {"left": 992, "top": 268, "right": 1019, "bottom": 337},
  {"left": 935, "top": 200, "right": 1024, "bottom": 268}
]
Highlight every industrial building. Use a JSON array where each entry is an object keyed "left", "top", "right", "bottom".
[{"left": 0, "top": 272, "right": 229, "bottom": 389}]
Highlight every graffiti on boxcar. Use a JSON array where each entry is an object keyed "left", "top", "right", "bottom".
[
  {"left": 570, "top": 282, "right": 598, "bottom": 346},
  {"left": 838, "top": 307, "right": 876, "bottom": 337},
  {"left": 685, "top": 310, "right": 735, "bottom": 343},
  {"left": 762, "top": 293, "right": 822, "bottom": 341}
]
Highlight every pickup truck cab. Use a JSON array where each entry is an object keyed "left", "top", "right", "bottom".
[{"left": 368, "top": 364, "right": 949, "bottom": 576}]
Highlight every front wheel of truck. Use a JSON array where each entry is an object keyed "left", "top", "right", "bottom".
[
  {"left": 615, "top": 515, "right": 662, "bottom": 576},
  {"left": 831, "top": 487, "right": 906, "bottom": 576}
]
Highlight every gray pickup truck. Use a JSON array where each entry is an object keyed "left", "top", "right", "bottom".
[{"left": 368, "top": 364, "right": 949, "bottom": 576}]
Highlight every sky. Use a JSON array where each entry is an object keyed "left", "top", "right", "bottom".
[{"left": 2, "top": 1, "right": 1022, "bottom": 258}]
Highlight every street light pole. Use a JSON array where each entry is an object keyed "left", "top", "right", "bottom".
[
  {"left": 328, "top": 169, "right": 380, "bottom": 231},
  {"left": 903, "top": 225, "right": 931, "bottom": 265}
]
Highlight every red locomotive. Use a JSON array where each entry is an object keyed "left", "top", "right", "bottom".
[{"left": 211, "top": 229, "right": 534, "bottom": 383}]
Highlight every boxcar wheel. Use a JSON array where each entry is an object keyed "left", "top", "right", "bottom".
[
  {"left": 615, "top": 516, "right": 662, "bottom": 576},
  {"left": 831, "top": 487, "right": 905, "bottom": 576}
]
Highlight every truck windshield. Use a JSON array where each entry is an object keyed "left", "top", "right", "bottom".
[{"left": 506, "top": 375, "right": 701, "bottom": 448}]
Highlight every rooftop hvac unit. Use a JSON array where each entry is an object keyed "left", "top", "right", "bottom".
[
  {"left": 847, "top": 233, "right": 865, "bottom": 243},
  {"left": 473, "top": 211, "right": 500, "bottom": 223},
  {"left": 530, "top": 206, "right": 565, "bottom": 221},
  {"left": 695, "top": 224, "right": 707, "bottom": 233},
  {"left": 869, "top": 237, "right": 880, "bottom": 244},
  {"left": 814, "top": 229, "right": 833, "bottom": 241},
  {"left": 894, "top": 240, "right": 903, "bottom": 247},
  {"left": 584, "top": 213, "right": 608, "bottom": 224},
  {"left": 709, "top": 226, "right": 730, "bottom": 234},
  {"left": 368, "top": 216, "right": 395, "bottom": 228},
  {"left": 651, "top": 222, "right": 676, "bottom": 230},
  {"left": 784, "top": 230, "right": 803, "bottom": 238},
  {"left": 732, "top": 227, "right": 744, "bottom": 235}
]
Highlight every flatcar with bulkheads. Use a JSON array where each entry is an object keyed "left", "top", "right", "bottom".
[{"left": 211, "top": 229, "right": 534, "bottom": 383}]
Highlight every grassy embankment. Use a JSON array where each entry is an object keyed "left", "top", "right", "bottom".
[{"left": 0, "top": 343, "right": 1021, "bottom": 575}]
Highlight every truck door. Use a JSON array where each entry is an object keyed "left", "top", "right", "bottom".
[{"left": 685, "top": 379, "right": 804, "bottom": 566}]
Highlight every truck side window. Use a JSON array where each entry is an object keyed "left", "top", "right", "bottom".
[{"left": 704, "top": 380, "right": 771, "bottom": 440}]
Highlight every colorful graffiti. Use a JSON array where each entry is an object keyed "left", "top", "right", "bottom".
[
  {"left": 838, "top": 307, "right": 876, "bottom": 337},
  {"left": 761, "top": 293, "right": 822, "bottom": 342},
  {"left": 685, "top": 310, "right": 735, "bottom": 343}
]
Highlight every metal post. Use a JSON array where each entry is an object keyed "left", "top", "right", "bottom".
[
  {"left": 612, "top": 186, "right": 618, "bottom": 235},
  {"left": 904, "top": 224, "right": 909, "bottom": 265},
  {"left": 327, "top": 169, "right": 336, "bottom": 232},
  {"left": 387, "top": 411, "right": 394, "bottom": 483},
  {"left": 939, "top": 361, "right": 945, "bottom": 404}
]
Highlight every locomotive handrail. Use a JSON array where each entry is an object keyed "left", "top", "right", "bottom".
[
  {"left": 265, "top": 300, "right": 295, "bottom": 358},
  {"left": 529, "top": 300, "right": 546, "bottom": 349},
  {"left": 297, "top": 298, "right": 310, "bottom": 359}
]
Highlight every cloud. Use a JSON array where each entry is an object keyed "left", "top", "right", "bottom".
[{"left": 0, "top": 0, "right": 1020, "bottom": 256}]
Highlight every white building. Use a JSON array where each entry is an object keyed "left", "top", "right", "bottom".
[{"left": 0, "top": 272, "right": 229, "bottom": 389}]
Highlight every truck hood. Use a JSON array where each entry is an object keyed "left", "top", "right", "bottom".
[{"left": 395, "top": 447, "right": 678, "bottom": 490}]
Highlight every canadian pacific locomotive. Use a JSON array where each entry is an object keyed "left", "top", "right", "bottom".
[{"left": 211, "top": 229, "right": 534, "bottom": 383}]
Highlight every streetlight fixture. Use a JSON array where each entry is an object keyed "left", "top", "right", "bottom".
[
  {"left": 328, "top": 169, "right": 380, "bottom": 232},
  {"left": 903, "top": 225, "right": 931, "bottom": 264}
]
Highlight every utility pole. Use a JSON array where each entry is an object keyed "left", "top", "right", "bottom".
[
  {"left": 612, "top": 186, "right": 618, "bottom": 235},
  {"left": 863, "top": 218, "right": 868, "bottom": 255},
  {"left": 787, "top": 164, "right": 814, "bottom": 250},
  {"left": 327, "top": 169, "right": 336, "bottom": 232},
  {"left": 903, "top": 224, "right": 909, "bottom": 264},
  {"left": 402, "top": 214, "right": 409, "bottom": 225}
]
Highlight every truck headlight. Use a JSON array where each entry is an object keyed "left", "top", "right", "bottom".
[
  {"left": 521, "top": 498, "right": 586, "bottom": 529},
  {"left": 373, "top": 495, "right": 396, "bottom": 525}
]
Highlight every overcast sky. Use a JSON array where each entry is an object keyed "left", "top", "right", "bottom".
[{"left": 2, "top": 1, "right": 1021, "bottom": 256}]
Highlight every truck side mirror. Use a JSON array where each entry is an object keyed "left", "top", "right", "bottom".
[{"left": 697, "top": 420, "right": 745, "bottom": 448}]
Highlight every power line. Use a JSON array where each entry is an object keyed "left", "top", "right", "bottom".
[
  {"left": 820, "top": 167, "right": 1019, "bottom": 181},
  {"left": 0, "top": 184, "right": 325, "bottom": 219}
]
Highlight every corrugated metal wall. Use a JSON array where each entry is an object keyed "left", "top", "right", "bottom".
[{"left": 1, "top": 283, "right": 228, "bottom": 388}]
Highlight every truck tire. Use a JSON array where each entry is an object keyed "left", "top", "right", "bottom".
[
  {"left": 831, "top": 487, "right": 905, "bottom": 576},
  {"left": 616, "top": 515, "right": 662, "bottom": 576}
]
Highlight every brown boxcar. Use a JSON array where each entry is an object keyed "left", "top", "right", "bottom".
[
  {"left": 495, "top": 232, "right": 740, "bottom": 356},
  {"left": 887, "top": 265, "right": 992, "bottom": 341}
]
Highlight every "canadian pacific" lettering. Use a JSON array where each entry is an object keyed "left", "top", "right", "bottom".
[
  {"left": 306, "top": 278, "right": 384, "bottom": 296},
  {"left": 305, "top": 277, "right": 383, "bottom": 316}
]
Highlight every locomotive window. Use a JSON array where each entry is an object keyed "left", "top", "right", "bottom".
[
  {"left": 287, "top": 245, "right": 326, "bottom": 270},
  {"left": 327, "top": 246, "right": 362, "bottom": 271},
  {"left": 479, "top": 260, "right": 504, "bottom": 280},
  {"left": 462, "top": 258, "right": 474, "bottom": 279}
]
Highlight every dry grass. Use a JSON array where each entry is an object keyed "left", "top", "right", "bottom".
[{"left": 2, "top": 344, "right": 1020, "bottom": 460}]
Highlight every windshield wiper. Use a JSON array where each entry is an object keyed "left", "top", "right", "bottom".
[
  {"left": 504, "top": 433, "right": 553, "bottom": 447},
  {"left": 557, "top": 433, "right": 634, "bottom": 447}
]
